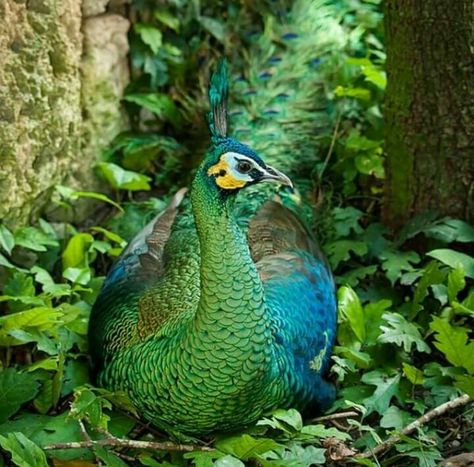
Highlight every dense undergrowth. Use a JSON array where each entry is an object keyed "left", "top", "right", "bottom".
[{"left": 0, "top": 0, "right": 473, "bottom": 466}]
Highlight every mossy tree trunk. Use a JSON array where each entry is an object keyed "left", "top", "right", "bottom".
[{"left": 383, "top": 0, "right": 474, "bottom": 230}]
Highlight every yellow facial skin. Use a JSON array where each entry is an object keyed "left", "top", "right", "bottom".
[{"left": 207, "top": 158, "right": 247, "bottom": 190}]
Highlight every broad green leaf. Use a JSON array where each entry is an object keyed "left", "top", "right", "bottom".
[
  {"left": 216, "top": 434, "right": 280, "bottom": 461},
  {"left": 0, "top": 307, "right": 63, "bottom": 346},
  {"left": 0, "top": 224, "right": 15, "bottom": 254},
  {"left": 134, "top": 23, "right": 162, "bottom": 53},
  {"left": 423, "top": 218, "right": 474, "bottom": 243},
  {"left": 362, "top": 370, "right": 401, "bottom": 415},
  {"left": 427, "top": 249, "right": 474, "bottom": 278},
  {"left": 0, "top": 369, "right": 39, "bottom": 423},
  {"left": 430, "top": 317, "right": 474, "bottom": 372},
  {"left": 0, "top": 432, "right": 48, "bottom": 467},
  {"left": 124, "top": 93, "right": 181, "bottom": 127},
  {"left": 378, "top": 313, "right": 430, "bottom": 353},
  {"left": 337, "top": 286, "right": 366, "bottom": 342},
  {"left": 34, "top": 379, "right": 54, "bottom": 414},
  {"left": 14, "top": 226, "right": 58, "bottom": 252},
  {"left": 271, "top": 408, "right": 303, "bottom": 431},
  {"left": 380, "top": 406, "right": 413, "bottom": 430},
  {"left": 97, "top": 162, "right": 151, "bottom": 191}
]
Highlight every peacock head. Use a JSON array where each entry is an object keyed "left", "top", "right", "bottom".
[
  {"left": 204, "top": 137, "right": 293, "bottom": 192},
  {"left": 200, "top": 60, "right": 293, "bottom": 195}
]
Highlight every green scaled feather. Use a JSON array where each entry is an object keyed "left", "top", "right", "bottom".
[{"left": 208, "top": 59, "right": 228, "bottom": 139}]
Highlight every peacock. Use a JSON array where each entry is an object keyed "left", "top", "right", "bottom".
[{"left": 88, "top": 0, "right": 344, "bottom": 436}]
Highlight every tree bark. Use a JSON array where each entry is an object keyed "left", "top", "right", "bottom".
[{"left": 383, "top": 0, "right": 474, "bottom": 230}]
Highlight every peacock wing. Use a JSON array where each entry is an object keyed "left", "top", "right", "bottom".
[{"left": 248, "top": 200, "right": 337, "bottom": 408}]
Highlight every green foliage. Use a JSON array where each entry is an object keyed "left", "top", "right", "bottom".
[{"left": 0, "top": 1, "right": 473, "bottom": 466}]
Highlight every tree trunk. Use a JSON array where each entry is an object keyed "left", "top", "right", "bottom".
[{"left": 383, "top": 0, "right": 474, "bottom": 230}]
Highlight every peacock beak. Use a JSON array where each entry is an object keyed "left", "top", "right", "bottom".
[{"left": 261, "top": 165, "right": 294, "bottom": 189}]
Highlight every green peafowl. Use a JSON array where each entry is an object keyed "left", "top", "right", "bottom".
[{"left": 88, "top": 0, "right": 344, "bottom": 436}]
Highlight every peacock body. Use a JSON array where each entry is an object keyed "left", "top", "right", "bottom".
[{"left": 88, "top": 0, "right": 344, "bottom": 436}]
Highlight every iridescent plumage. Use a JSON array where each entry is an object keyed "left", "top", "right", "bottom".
[{"left": 88, "top": 0, "right": 343, "bottom": 436}]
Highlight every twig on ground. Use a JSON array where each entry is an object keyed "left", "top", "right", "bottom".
[
  {"left": 359, "top": 394, "right": 472, "bottom": 459},
  {"left": 45, "top": 422, "right": 213, "bottom": 453},
  {"left": 310, "top": 411, "right": 359, "bottom": 423}
]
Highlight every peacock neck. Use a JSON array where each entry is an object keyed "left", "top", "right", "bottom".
[{"left": 190, "top": 170, "right": 267, "bottom": 329}]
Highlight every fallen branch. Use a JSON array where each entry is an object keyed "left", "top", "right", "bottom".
[
  {"left": 360, "top": 394, "right": 472, "bottom": 459},
  {"left": 43, "top": 435, "right": 213, "bottom": 453}
]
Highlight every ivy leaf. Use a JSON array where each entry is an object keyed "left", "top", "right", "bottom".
[
  {"left": 378, "top": 313, "right": 430, "bottom": 353},
  {"left": 134, "top": 23, "right": 162, "bottom": 54},
  {"left": 338, "top": 286, "right": 366, "bottom": 343},
  {"left": 380, "top": 250, "right": 420, "bottom": 285},
  {"left": 97, "top": 162, "right": 151, "bottom": 191},
  {"left": 0, "top": 224, "right": 15, "bottom": 254},
  {"left": 0, "top": 369, "right": 40, "bottom": 423},
  {"left": 362, "top": 370, "right": 401, "bottom": 415},
  {"left": 0, "top": 432, "right": 48, "bottom": 467},
  {"left": 430, "top": 317, "right": 474, "bottom": 373},
  {"left": 427, "top": 249, "right": 474, "bottom": 278}
]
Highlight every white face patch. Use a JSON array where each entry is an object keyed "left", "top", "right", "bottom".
[{"left": 220, "top": 152, "right": 263, "bottom": 183}]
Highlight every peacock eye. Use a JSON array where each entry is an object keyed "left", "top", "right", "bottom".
[{"left": 237, "top": 161, "right": 252, "bottom": 173}]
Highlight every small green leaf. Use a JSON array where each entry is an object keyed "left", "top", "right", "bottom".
[
  {"left": 0, "top": 224, "right": 15, "bottom": 254},
  {"left": 402, "top": 363, "right": 424, "bottom": 385},
  {"left": 134, "top": 23, "right": 162, "bottom": 53},
  {"left": 216, "top": 434, "right": 280, "bottom": 461},
  {"left": 62, "top": 233, "right": 94, "bottom": 271},
  {"left": 97, "top": 162, "right": 151, "bottom": 191},
  {"left": 447, "top": 267, "right": 466, "bottom": 303},
  {"left": 14, "top": 226, "right": 58, "bottom": 252},
  {"left": 0, "top": 432, "right": 48, "bottom": 467},
  {"left": 338, "top": 286, "right": 366, "bottom": 342},
  {"left": 325, "top": 240, "right": 368, "bottom": 269},
  {"left": 154, "top": 9, "right": 180, "bottom": 31},
  {"left": 427, "top": 249, "right": 474, "bottom": 278}
]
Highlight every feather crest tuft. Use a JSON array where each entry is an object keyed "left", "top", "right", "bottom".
[{"left": 208, "top": 59, "right": 228, "bottom": 138}]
